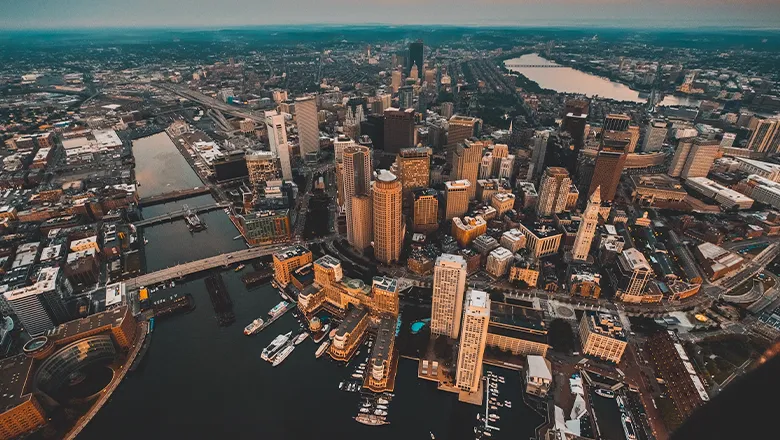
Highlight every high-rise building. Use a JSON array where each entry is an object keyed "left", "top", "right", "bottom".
[
  {"left": 373, "top": 170, "right": 403, "bottom": 264},
  {"left": 456, "top": 289, "right": 490, "bottom": 397},
  {"left": 246, "top": 151, "right": 280, "bottom": 186},
  {"left": 383, "top": 108, "right": 415, "bottom": 154},
  {"left": 343, "top": 145, "right": 372, "bottom": 250},
  {"left": 603, "top": 113, "right": 631, "bottom": 132},
  {"left": 396, "top": 147, "right": 431, "bottom": 200},
  {"left": 537, "top": 167, "right": 571, "bottom": 216},
  {"left": 746, "top": 118, "right": 780, "bottom": 153},
  {"left": 643, "top": 119, "right": 668, "bottom": 152},
  {"left": 572, "top": 187, "right": 600, "bottom": 261},
  {"left": 431, "top": 254, "right": 467, "bottom": 339},
  {"left": 408, "top": 41, "right": 424, "bottom": 76},
  {"left": 452, "top": 139, "right": 485, "bottom": 200},
  {"left": 412, "top": 188, "right": 439, "bottom": 233},
  {"left": 295, "top": 96, "right": 319, "bottom": 156},
  {"left": 3, "top": 268, "right": 71, "bottom": 336},
  {"left": 444, "top": 180, "right": 471, "bottom": 220}
]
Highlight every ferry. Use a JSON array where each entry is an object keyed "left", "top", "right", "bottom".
[
  {"left": 261, "top": 332, "right": 292, "bottom": 361},
  {"left": 354, "top": 414, "right": 389, "bottom": 426},
  {"left": 294, "top": 332, "right": 309, "bottom": 345},
  {"left": 595, "top": 389, "right": 616, "bottom": 399},
  {"left": 244, "top": 318, "right": 265, "bottom": 335},
  {"left": 313, "top": 324, "right": 330, "bottom": 343},
  {"left": 315, "top": 340, "right": 331, "bottom": 358},
  {"left": 272, "top": 345, "right": 295, "bottom": 367},
  {"left": 621, "top": 414, "right": 637, "bottom": 440},
  {"left": 268, "top": 301, "right": 291, "bottom": 319},
  {"left": 234, "top": 264, "right": 245, "bottom": 272}
]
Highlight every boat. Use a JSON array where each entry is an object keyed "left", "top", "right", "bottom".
[
  {"left": 354, "top": 414, "right": 389, "bottom": 426},
  {"left": 621, "top": 414, "right": 637, "bottom": 440},
  {"left": 316, "top": 341, "right": 331, "bottom": 358},
  {"left": 313, "top": 323, "right": 330, "bottom": 343},
  {"left": 261, "top": 332, "right": 292, "bottom": 361},
  {"left": 234, "top": 264, "right": 245, "bottom": 272},
  {"left": 377, "top": 398, "right": 389, "bottom": 405},
  {"left": 244, "top": 318, "right": 265, "bottom": 335},
  {"left": 268, "top": 301, "right": 291, "bottom": 319},
  {"left": 272, "top": 345, "right": 295, "bottom": 366},
  {"left": 294, "top": 332, "right": 309, "bottom": 345},
  {"left": 373, "top": 410, "right": 387, "bottom": 416},
  {"left": 595, "top": 388, "right": 616, "bottom": 399}
]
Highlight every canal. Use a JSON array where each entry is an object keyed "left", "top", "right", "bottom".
[
  {"left": 79, "top": 275, "right": 544, "bottom": 440},
  {"left": 504, "top": 53, "right": 701, "bottom": 107}
]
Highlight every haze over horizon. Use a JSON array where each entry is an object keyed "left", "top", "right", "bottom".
[{"left": 2, "top": 0, "right": 780, "bottom": 30}]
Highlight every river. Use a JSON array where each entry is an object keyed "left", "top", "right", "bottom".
[{"left": 504, "top": 53, "right": 701, "bottom": 107}]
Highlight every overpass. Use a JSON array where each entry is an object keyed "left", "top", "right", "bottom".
[
  {"left": 134, "top": 202, "right": 229, "bottom": 227},
  {"left": 139, "top": 187, "right": 212, "bottom": 207}
]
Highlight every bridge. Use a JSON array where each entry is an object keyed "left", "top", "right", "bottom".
[
  {"left": 139, "top": 187, "right": 212, "bottom": 207},
  {"left": 133, "top": 202, "right": 230, "bottom": 227},
  {"left": 504, "top": 64, "right": 565, "bottom": 68},
  {"left": 123, "top": 236, "right": 336, "bottom": 289}
]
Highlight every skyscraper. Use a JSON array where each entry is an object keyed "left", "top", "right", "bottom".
[
  {"left": 396, "top": 147, "right": 431, "bottom": 201},
  {"left": 295, "top": 96, "right": 319, "bottom": 156},
  {"left": 431, "top": 254, "right": 467, "bottom": 339},
  {"left": 537, "top": 167, "right": 571, "bottom": 216},
  {"left": 746, "top": 118, "right": 780, "bottom": 153},
  {"left": 373, "top": 170, "right": 403, "bottom": 264},
  {"left": 452, "top": 139, "right": 485, "bottom": 200},
  {"left": 572, "top": 187, "right": 600, "bottom": 261},
  {"left": 343, "top": 145, "right": 372, "bottom": 251},
  {"left": 444, "top": 180, "right": 471, "bottom": 220},
  {"left": 412, "top": 188, "right": 439, "bottom": 233},
  {"left": 383, "top": 108, "right": 415, "bottom": 154},
  {"left": 456, "top": 289, "right": 490, "bottom": 398},
  {"left": 408, "top": 41, "right": 423, "bottom": 77}
]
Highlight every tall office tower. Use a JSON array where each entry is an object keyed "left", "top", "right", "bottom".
[
  {"left": 3, "top": 268, "right": 71, "bottom": 336},
  {"left": 536, "top": 167, "right": 572, "bottom": 216},
  {"left": 588, "top": 150, "right": 626, "bottom": 202},
  {"left": 747, "top": 118, "right": 780, "bottom": 153},
  {"left": 398, "top": 86, "right": 414, "bottom": 109},
  {"left": 373, "top": 170, "right": 403, "bottom": 264},
  {"left": 264, "top": 110, "right": 287, "bottom": 156},
  {"left": 246, "top": 151, "right": 281, "bottom": 186},
  {"left": 452, "top": 139, "right": 485, "bottom": 200},
  {"left": 530, "top": 130, "right": 551, "bottom": 179},
  {"left": 643, "top": 119, "right": 668, "bottom": 152},
  {"left": 680, "top": 139, "right": 720, "bottom": 179},
  {"left": 668, "top": 138, "right": 694, "bottom": 177},
  {"left": 431, "top": 254, "right": 468, "bottom": 339},
  {"left": 440, "top": 102, "right": 454, "bottom": 119},
  {"left": 409, "top": 64, "right": 419, "bottom": 81},
  {"left": 391, "top": 70, "right": 402, "bottom": 94},
  {"left": 396, "top": 147, "right": 431, "bottom": 201},
  {"left": 333, "top": 135, "right": 357, "bottom": 163},
  {"left": 444, "top": 180, "right": 471, "bottom": 220},
  {"left": 456, "top": 289, "right": 490, "bottom": 396},
  {"left": 572, "top": 187, "right": 600, "bottom": 261},
  {"left": 343, "top": 145, "right": 372, "bottom": 250},
  {"left": 351, "top": 194, "right": 373, "bottom": 251},
  {"left": 408, "top": 40, "right": 424, "bottom": 76},
  {"left": 603, "top": 113, "right": 631, "bottom": 132},
  {"left": 383, "top": 108, "right": 415, "bottom": 154},
  {"left": 447, "top": 115, "right": 481, "bottom": 156},
  {"left": 412, "top": 188, "right": 439, "bottom": 233},
  {"left": 295, "top": 96, "right": 319, "bottom": 156}
]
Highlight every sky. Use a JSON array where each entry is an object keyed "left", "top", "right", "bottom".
[{"left": 2, "top": 0, "right": 780, "bottom": 30}]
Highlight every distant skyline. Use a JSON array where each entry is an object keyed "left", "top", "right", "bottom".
[{"left": 2, "top": 0, "right": 780, "bottom": 30}]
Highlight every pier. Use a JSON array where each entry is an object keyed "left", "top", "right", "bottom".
[
  {"left": 138, "top": 187, "right": 212, "bottom": 207},
  {"left": 134, "top": 202, "right": 230, "bottom": 227}
]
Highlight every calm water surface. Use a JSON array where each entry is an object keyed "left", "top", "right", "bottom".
[{"left": 504, "top": 53, "right": 701, "bottom": 107}]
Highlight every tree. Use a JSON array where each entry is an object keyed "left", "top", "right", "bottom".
[{"left": 549, "top": 319, "right": 576, "bottom": 354}]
